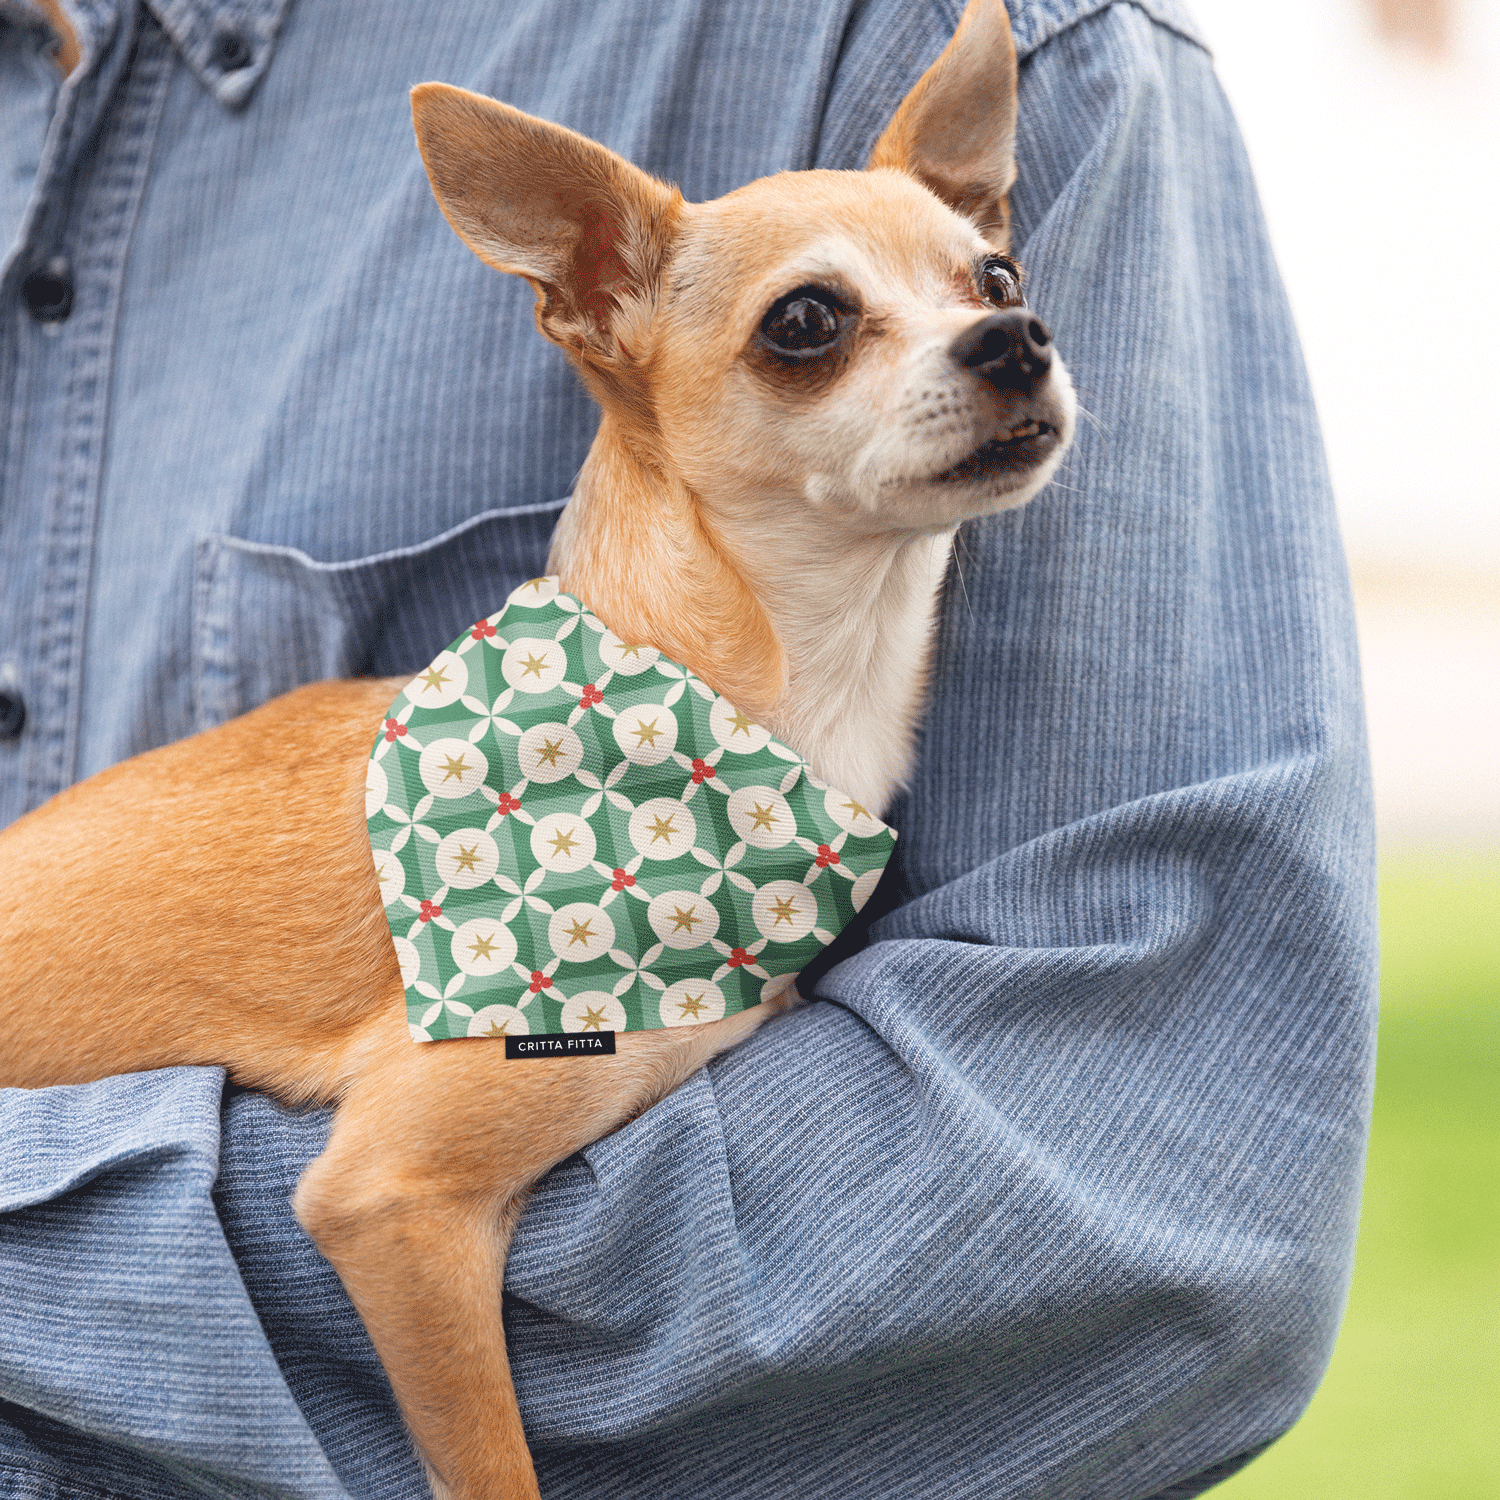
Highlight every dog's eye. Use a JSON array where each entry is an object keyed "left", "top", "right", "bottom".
[
  {"left": 760, "top": 290, "right": 843, "bottom": 355},
  {"left": 978, "top": 257, "right": 1023, "bottom": 307}
]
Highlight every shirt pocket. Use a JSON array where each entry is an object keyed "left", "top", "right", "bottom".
[{"left": 192, "top": 500, "right": 566, "bottom": 731}]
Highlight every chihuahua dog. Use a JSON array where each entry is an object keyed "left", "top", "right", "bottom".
[{"left": 0, "top": 1, "right": 1072, "bottom": 1495}]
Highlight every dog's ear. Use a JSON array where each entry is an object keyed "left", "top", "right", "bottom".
[
  {"left": 867, "top": 0, "right": 1019, "bottom": 246},
  {"left": 412, "top": 84, "right": 681, "bottom": 369}
]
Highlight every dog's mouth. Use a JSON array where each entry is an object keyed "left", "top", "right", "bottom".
[{"left": 933, "top": 418, "right": 1056, "bottom": 484}]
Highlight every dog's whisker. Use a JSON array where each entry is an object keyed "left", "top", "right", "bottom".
[
  {"left": 951, "top": 533, "right": 975, "bottom": 622},
  {"left": 1072, "top": 400, "right": 1106, "bottom": 438}
]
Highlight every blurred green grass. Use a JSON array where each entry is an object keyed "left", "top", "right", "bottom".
[{"left": 1217, "top": 852, "right": 1500, "bottom": 1499}]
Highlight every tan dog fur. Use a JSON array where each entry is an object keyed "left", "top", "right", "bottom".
[
  {"left": 35, "top": 0, "right": 80, "bottom": 78},
  {"left": 0, "top": 3, "right": 1074, "bottom": 1495}
]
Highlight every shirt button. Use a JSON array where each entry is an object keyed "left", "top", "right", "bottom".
[
  {"left": 212, "top": 27, "right": 253, "bottom": 71},
  {"left": 0, "top": 687, "right": 24, "bottom": 740},
  {"left": 22, "top": 258, "right": 73, "bottom": 322}
]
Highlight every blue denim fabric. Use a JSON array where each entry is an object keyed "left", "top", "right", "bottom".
[{"left": 0, "top": 1, "right": 1376, "bottom": 1497}]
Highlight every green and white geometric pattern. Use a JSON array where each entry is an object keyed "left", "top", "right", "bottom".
[{"left": 366, "top": 576, "right": 897, "bottom": 1042}]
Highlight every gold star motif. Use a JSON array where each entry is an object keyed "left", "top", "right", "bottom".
[
  {"left": 726, "top": 708, "right": 754, "bottom": 736},
  {"left": 647, "top": 813, "right": 678, "bottom": 844},
  {"left": 769, "top": 895, "right": 800, "bottom": 926},
  {"left": 580, "top": 1004, "right": 610, "bottom": 1031},
  {"left": 376, "top": 862, "right": 390, "bottom": 882},
  {"left": 523, "top": 577, "right": 548, "bottom": 593},
  {"left": 670, "top": 905, "right": 700, "bottom": 933},
  {"left": 439, "top": 753, "right": 470, "bottom": 783},
  {"left": 842, "top": 797, "right": 871, "bottom": 821},
  {"left": 534, "top": 736, "right": 565, "bottom": 767},
  {"left": 467, "top": 932, "right": 499, "bottom": 961},
  {"left": 631, "top": 717, "right": 661, "bottom": 747},
  {"left": 748, "top": 801, "right": 778, "bottom": 832},
  {"left": 547, "top": 827, "right": 580, "bottom": 857},
  {"left": 618, "top": 643, "right": 643, "bottom": 658},
  {"left": 418, "top": 664, "right": 450, "bottom": 693},
  {"left": 451, "top": 843, "right": 481, "bottom": 873},
  {"left": 483, "top": 1019, "right": 510, "bottom": 1037},
  {"left": 518, "top": 650, "right": 550, "bottom": 679},
  {"left": 564, "top": 917, "right": 596, "bottom": 947},
  {"left": 676, "top": 992, "right": 707, "bottom": 1019}
]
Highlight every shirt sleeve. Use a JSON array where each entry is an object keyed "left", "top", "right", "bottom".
[{"left": 499, "top": 5, "right": 1378, "bottom": 1498}]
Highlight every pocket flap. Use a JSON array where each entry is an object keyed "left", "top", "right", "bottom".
[{"left": 194, "top": 500, "right": 566, "bottom": 729}]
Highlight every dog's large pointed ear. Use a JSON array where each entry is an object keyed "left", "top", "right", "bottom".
[
  {"left": 412, "top": 84, "right": 681, "bottom": 367},
  {"left": 867, "top": 0, "right": 1019, "bottom": 245}
]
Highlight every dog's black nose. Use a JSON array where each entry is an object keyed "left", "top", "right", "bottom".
[{"left": 950, "top": 309, "right": 1053, "bottom": 393}]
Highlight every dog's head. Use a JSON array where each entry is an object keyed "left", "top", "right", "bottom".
[{"left": 412, "top": 0, "right": 1073, "bottom": 538}]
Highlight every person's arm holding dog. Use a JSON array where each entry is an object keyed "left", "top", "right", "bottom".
[{"left": 0, "top": 1, "right": 1374, "bottom": 1496}]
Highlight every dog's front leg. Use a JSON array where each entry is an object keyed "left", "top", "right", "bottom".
[
  {"left": 300, "top": 1177, "right": 536, "bottom": 1500},
  {"left": 294, "top": 1046, "right": 549, "bottom": 1499},
  {"left": 294, "top": 998, "right": 790, "bottom": 1499}
]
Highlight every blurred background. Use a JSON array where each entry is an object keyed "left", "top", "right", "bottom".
[{"left": 1183, "top": 0, "right": 1499, "bottom": 1494}]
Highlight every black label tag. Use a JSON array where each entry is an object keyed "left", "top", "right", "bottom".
[{"left": 505, "top": 1031, "right": 617, "bottom": 1059}]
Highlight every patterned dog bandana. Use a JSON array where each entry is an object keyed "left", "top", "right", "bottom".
[{"left": 366, "top": 577, "right": 896, "bottom": 1042}]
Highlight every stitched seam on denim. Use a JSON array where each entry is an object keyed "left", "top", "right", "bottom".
[
  {"left": 884, "top": 0, "right": 1209, "bottom": 67},
  {"left": 1011, "top": 0, "right": 1208, "bottom": 60},
  {"left": 194, "top": 535, "right": 241, "bottom": 732},
  {"left": 202, "top": 497, "right": 572, "bottom": 576},
  {"left": 30, "top": 18, "right": 172, "bottom": 803}
]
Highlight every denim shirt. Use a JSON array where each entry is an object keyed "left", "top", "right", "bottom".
[{"left": 0, "top": 2, "right": 1377, "bottom": 1498}]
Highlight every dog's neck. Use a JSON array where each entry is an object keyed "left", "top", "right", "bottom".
[
  {"left": 549, "top": 417, "right": 953, "bottom": 813},
  {"left": 725, "top": 509, "right": 953, "bottom": 816}
]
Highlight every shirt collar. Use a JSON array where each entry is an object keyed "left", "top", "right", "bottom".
[{"left": 143, "top": 0, "right": 292, "bottom": 108}]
